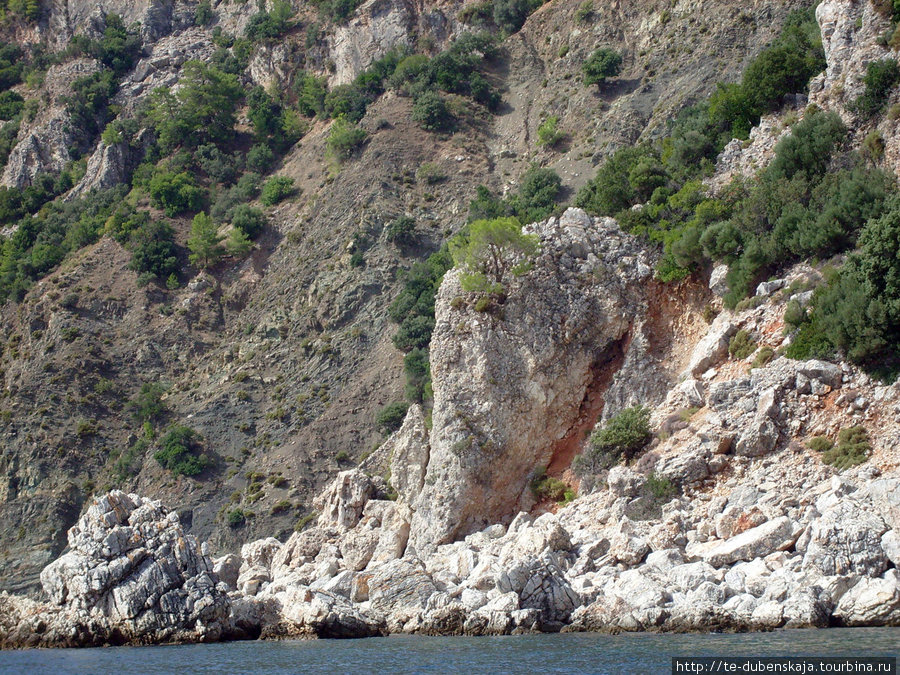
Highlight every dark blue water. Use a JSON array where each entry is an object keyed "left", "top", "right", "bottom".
[{"left": 0, "top": 628, "right": 897, "bottom": 674}]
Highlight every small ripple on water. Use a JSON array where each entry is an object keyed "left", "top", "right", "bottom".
[{"left": 0, "top": 628, "right": 898, "bottom": 675}]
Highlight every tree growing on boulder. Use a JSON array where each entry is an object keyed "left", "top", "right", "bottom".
[{"left": 449, "top": 217, "right": 539, "bottom": 295}]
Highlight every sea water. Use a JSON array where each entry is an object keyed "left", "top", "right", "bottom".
[{"left": 0, "top": 627, "right": 897, "bottom": 674}]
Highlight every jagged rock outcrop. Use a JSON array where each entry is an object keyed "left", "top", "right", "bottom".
[
  {"left": 1, "top": 60, "right": 100, "bottom": 189},
  {"left": 0, "top": 491, "right": 230, "bottom": 648},
  {"left": 410, "top": 208, "right": 654, "bottom": 552}
]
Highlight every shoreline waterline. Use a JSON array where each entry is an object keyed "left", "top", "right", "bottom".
[{"left": 1, "top": 627, "right": 897, "bottom": 674}]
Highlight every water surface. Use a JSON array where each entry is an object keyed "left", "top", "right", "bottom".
[{"left": 1, "top": 628, "right": 897, "bottom": 674}]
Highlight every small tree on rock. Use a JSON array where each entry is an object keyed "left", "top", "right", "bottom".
[{"left": 449, "top": 217, "right": 539, "bottom": 295}]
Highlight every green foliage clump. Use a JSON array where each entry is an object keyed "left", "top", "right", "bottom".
[
  {"left": 492, "top": 0, "right": 544, "bottom": 34},
  {"left": 295, "top": 72, "right": 327, "bottom": 117},
  {"left": 376, "top": 401, "right": 409, "bottom": 434},
  {"left": 751, "top": 346, "right": 775, "bottom": 369},
  {"left": 0, "top": 187, "right": 126, "bottom": 302},
  {"left": 575, "top": 1, "right": 593, "bottom": 23},
  {"left": 325, "top": 116, "right": 368, "bottom": 161},
  {"left": 530, "top": 472, "right": 570, "bottom": 502},
  {"left": 853, "top": 59, "right": 900, "bottom": 119},
  {"left": 412, "top": 90, "right": 454, "bottom": 132},
  {"left": 245, "top": 0, "right": 294, "bottom": 41},
  {"left": 230, "top": 204, "right": 267, "bottom": 239},
  {"left": 728, "top": 329, "right": 757, "bottom": 360},
  {"left": 822, "top": 426, "right": 871, "bottom": 470},
  {"left": 226, "top": 508, "right": 246, "bottom": 527},
  {"left": 537, "top": 115, "right": 565, "bottom": 148},
  {"left": 796, "top": 196, "right": 900, "bottom": 376},
  {"left": 149, "top": 171, "right": 204, "bottom": 217},
  {"left": 389, "top": 247, "right": 453, "bottom": 352},
  {"left": 468, "top": 165, "right": 563, "bottom": 224},
  {"left": 127, "top": 218, "right": 178, "bottom": 280},
  {"left": 146, "top": 61, "right": 243, "bottom": 152},
  {"left": 154, "top": 425, "right": 209, "bottom": 477},
  {"left": 187, "top": 212, "right": 224, "bottom": 269},
  {"left": 211, "top": 173, "right": 261, "bottom": 221},
  {"left": 385, "top": 215, "right": 416, "bottom": 245},
  {"left": 130, "top": 382, "right": 167, "bottom": 424},
  {"left": 806, "top": 436, "right": 834, "bottom": 453},
  {"left": 0, "top": 90, "right": 23, "bottom": 120},
  {"left": 0, "top": 41, "right": 23, "bottom": 91},
  {"left": 575, "top": 406, "right": 651, "bottom": 475},
  {"left": 260, "top": 176, "right": 295, "bottom": 206},
  {"left": 582, "top": 48, "right": 622, "bottom": 87},
  {"left": 449, "top": 216, "right": 539, "bottom": 295},
  {"left": 645, "top": 473, "right": 677, "bottom": 500},
  {"left": 403, "top": 348, "right": 430, "bottom": 403}
]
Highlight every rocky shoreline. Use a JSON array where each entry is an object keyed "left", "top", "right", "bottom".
[{"left": 2, "top": 209, "right": 899, "bottom": 649}]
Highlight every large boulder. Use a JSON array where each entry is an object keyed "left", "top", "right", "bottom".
[
  {"left": 410, "top": 209, "right": 654, "bottom": 551},
  {"left": 34, "top": 491, "right": 229, "bottom": 646},
  {"left": 314, "top": 470, "right": 375, "bottom": 531},
  {"left": 802, "top": 501, "right": 890, "bottom": 577},
  {"left": 687, "top": 516, "right": 797, "bottom": 568}
]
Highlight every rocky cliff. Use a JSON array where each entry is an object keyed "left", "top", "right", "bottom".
[
  {"left": 0, "top": 0, "right": 811, "bottom": 596},
  {"left": 2, "top": 0, "right": 900, "bottom": 649}
]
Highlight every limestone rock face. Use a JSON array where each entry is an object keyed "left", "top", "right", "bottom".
[
  {"left": 802, "top": 501, "right": 890, "bottom": 577},
  {"left": 388, "top": 404, "right": 431, "bottom": 505},
  {"left": 314, "top": 469, "right": 375, "bottom": 531},
  {"left": 328, "top": 0, "right": 417, "bottom": 86},
  {"left": 411, "top": 208, "right": 654, "bottom": 551},
  {"left": 1, "top": 60, "right": 100, "bottom": 189},
  {"left": 24, "top": 491, "right": 229, "bottom": 646}
]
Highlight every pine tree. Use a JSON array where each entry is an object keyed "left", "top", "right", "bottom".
[{"left": 187, "top": 212, "right": 224, "bottom": 269}]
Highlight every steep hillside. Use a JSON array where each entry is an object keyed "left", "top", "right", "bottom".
[{"left": 0, "top": 0, "right": 831, "bottom": 595}]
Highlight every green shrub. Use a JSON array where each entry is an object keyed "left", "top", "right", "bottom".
[
  {"left": 245, "top": 0, "right": 293, "bottom": 41},
  {"left": 128, "top": 219, "right": 178, "bottom": 279},
  {"left": 537, "top": 115, "right": 564, "bottom": 148},
  {"left": 531, "top": 472, "right": 569, "bottom": 502},
  {"left": 226, "top": 508, "right": 246, "bottom": 527},
  {"left": 493, "top": 0, "right": 544, "bottom": 34},
  {"left": 154, "top": 425, "right": 209, "bottom": 477},
  {"left": 575, "top": 406, "right": 652, "bottom": 475},
  {"left": 822, "top": 426, "right": 871, "bottom": 470},
  {"left": 230, "top": 204, "right": 267, "bottom": 239},
  {"left": 194, "top": 0, "right": 214, "bottom": 25},
  {"left": 146, "top": 61, "right": 243, "bottom": 152},
  {"left": 226, "top": 227, "right": 253, "bottom": 257},
  {"left": 260, "top": 176, "right": 295, "bottom": 205},
  {"left": 449, "top": 217, "right": 539, "bottom": 294},
  {"left": 412, "top": 91, "right": 454, "bottom": 132},
  {"left": 853, "top": 59, "right": 900, "bottom": 119},
  {"left": 751, "top": 346, "right": 775, "bottom": 369},
  {"left": 376, "top": 401, "right": 409, "bottom": 433},
  {"left": 728, "top": 329, "right": 757, "bottom": 360},
  {"left": 806, "top": 435, "right": 834, "bottom": 452},
  {"left": 295, "top": 72, "right": 327, "bottom": 117},
  {"left": 187, "top": 212, "right": 225, "bottom": 269},
  {"left": 0, "top": 91, "right": 23, "bottom": 120},
  {"left": 575, "top": 0, "right": 593, "bottom": 23},
  {"left": 149, "top": 171, "right": 204, "bottom": 216},
  {"left": 416, "top": 162, "right": 446, "bottom": 185},
  {"left": 326, "top": 116, "right": 368, "bottom": 161},
  {"left": 582, "top": 48, "right": 622, "bottom": 87},
  {"left": 130, "top": 382, "right": 167, "bottom": 423},
  {"left": 246, "top": 143, "right": 275, "bottom": 173},
  {"left": 645, "top": 473, "right": 677, "bottom": 500},
  {"left": 386, "top": 215, "right": 416, "bottom": 245}
]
